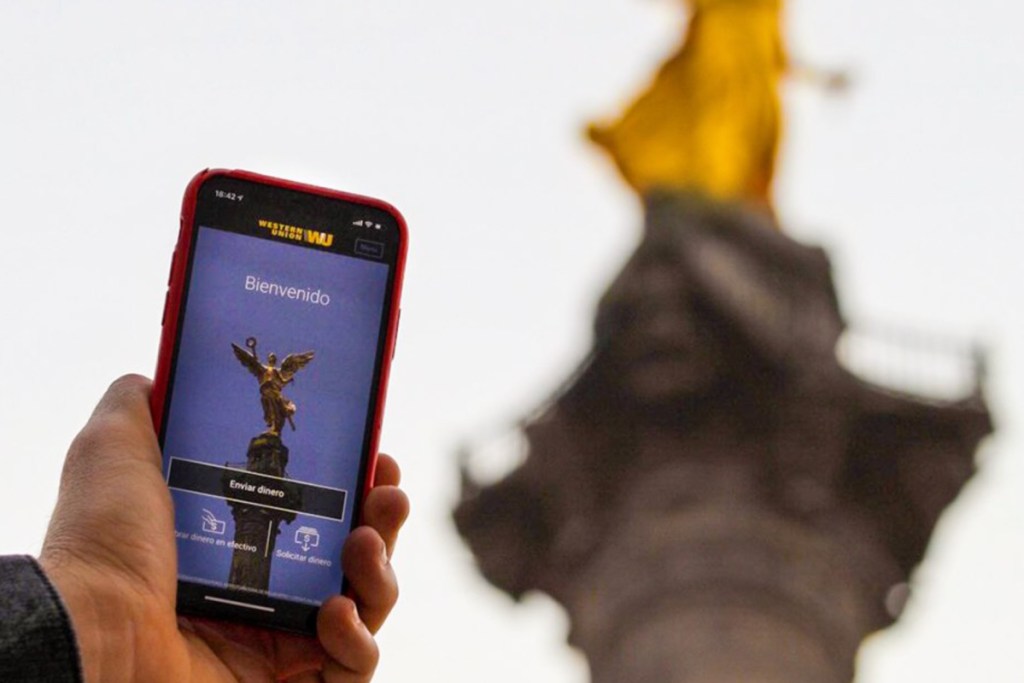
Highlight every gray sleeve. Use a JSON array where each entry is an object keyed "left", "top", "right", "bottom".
[{"left": 0, "top": 556, "right": 83, "bottom": 683}]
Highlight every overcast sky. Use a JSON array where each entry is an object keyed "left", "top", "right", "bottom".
[{"left": 0, "top": 2, "right": 1021, "bottom": 681}]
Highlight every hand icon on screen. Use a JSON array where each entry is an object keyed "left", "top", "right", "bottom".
[{"left": 201, "top": 509, "right": 226, "bottom": 535}]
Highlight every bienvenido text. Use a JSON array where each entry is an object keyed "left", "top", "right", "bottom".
[{"left": 244, "top": 275, "right": 331, "bottom": 306}]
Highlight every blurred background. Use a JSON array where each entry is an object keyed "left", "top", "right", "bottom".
[{"left": 0, "top": 1, "right": 1021, "bottom": 680}]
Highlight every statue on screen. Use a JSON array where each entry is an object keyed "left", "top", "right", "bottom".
[{"left": 232, "top": 337, "right": 315, "bottom": 436}]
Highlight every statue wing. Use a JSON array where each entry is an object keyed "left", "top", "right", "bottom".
[
  {"left": 280, "top": 351, "right": 315, "bottom": 382},
  {"left": 231, "top": 343, "right": 263, "bottom": 379}
]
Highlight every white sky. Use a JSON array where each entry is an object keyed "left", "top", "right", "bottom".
[{"left": 0, "top": 1, "right": 1021, "bottom": 681}]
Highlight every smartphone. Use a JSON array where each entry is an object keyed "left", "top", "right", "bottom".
[{"left": 151, "top": 169, "right": 406, "bottom": 635}]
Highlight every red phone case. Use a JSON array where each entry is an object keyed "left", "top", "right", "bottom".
[{"left": 150, "top": 169, "right": 407, "bottom": 623}]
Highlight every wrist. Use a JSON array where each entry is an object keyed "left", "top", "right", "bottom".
[
  {"left": 0, "top": 556, "right": 82, "bottom": 681},
  {"left": 40, "top": 552, "right": 138, "bottom": 683}
]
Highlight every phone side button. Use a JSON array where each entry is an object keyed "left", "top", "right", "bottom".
[
  {"left": 167, "top": 249, "right": 178, "bottom": 286},
  {"left": 392, "top": 309, "right": 401, "bottom": 359},
  {"left": 161, "top": 290, "right": 170, "bottom": 327}
]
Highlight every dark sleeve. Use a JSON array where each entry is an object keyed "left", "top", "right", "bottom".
[{"left": 0, "top": 556, "right": 83, "bottom": 683}]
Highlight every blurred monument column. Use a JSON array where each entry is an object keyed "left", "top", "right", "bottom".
[{"left": 454, "top": 1, "right": 992, "bottom": 682}]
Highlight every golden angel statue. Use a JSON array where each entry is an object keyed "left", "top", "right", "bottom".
[
  {"left": 232, "top": 337, "right": 315, "bottom": 436},
  {"left": 588, "top": 0, "right": 786, "bottom": 209}
]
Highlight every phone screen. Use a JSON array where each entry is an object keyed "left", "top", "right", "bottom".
[{"left": 158, "top": 174, "right": 402, "bottom": 631}]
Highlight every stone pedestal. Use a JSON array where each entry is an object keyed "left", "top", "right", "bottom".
[{"left": 454, "top": 192, "right": 992, "bottom": 683}]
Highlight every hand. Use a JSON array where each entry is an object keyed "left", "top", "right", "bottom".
[{"left": 40, "top": 375, "right": 409, "bottom": 682}]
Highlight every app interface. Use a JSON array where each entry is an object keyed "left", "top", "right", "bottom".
[{"left": 162, "top": 222, "right": 389, "bottom": 607}]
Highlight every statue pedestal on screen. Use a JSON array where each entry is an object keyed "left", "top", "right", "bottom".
[
  {"left": 224, "top": 434, "right": 302, "bottom": 592},
  {"left": 454, "top": 192, "right": 992, "bottom": 683}
]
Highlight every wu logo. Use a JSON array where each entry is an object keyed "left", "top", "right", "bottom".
[{"left": 304, "top": 230, "right": 334, "bottom": 247}]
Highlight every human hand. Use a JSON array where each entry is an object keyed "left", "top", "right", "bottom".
[{"left": 40, "top": 375, "right": 409, "bottom": 682}]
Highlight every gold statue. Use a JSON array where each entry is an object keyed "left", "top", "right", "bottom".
[
  {"left": 232, "top": 337, "right": 315, "bottom": 436},
  {"left": 588, "top": 0, "right": 786, "bottom": 209}
]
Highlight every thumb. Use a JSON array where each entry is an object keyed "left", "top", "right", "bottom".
[
  {"left": 89, "top": 373, "right": 156, "bottom": 435},
  {"left": 45, "top": 374, "right": 173, "bottom": 575},
  {"left": 65, "top": 374, "right": 161, "bottom": 478}
]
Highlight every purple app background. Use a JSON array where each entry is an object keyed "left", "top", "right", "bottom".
[{"left": 162, "top": 226, "right": 389, "bottom": 605}]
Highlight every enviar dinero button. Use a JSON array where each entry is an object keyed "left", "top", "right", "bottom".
[{"left": 166, "top": 457, "right": 347, "bottom": 521}]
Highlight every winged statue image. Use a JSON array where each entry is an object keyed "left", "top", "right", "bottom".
[
  {"left": 587, "top": 0, "right": 846, "bottom": 213},
  {"left": 587, "top": 0, "right": 787, "bottom": 210},
  {"left": 231, "top": 337, "right": 315, "bottom": 436}
]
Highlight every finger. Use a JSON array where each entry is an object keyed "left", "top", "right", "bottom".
[
  {"left": 284, "top": 672, "right": 321, "bottom": 683},
  {"left": 52, "top": 374, "right": 166, "bottom": 523},
  {"left": 342, "top": 527, "right": 398, "bottom": 633},
  {"left": 91, "top": 374, "right": 153, "bottom": 423},
  {"left": 322, "top": 657, "right": 374, "bottom": 683},
  {"left": 42, "top": 374, "right": 174, "bottom": 599},
  {"left": 284, "top": 672, "right": 322, "bottom": 683},
  {"left": 317, "top": 596, "right": 379, "bottom": 682},
  {"left": 187, "top": 618, "right": 328, "bottom": 681},
  {"left": 372, "top": 453, "right": 401, "bottom": 487},
  {"left": 67, "top": 374, "right": 161, "bottom": 474},
  {"left": 360, "top": 486, "right": 409, "bottom": 559},
  {"left": 186, "top": 618, "right": 277, "bottom": 682},
  {"left": 270, "top": 630, "right": 327, "bottom": 678}
]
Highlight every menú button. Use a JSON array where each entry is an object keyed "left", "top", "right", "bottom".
[{"left": 354, "top": 238, "right": 385, "bottom": 259}]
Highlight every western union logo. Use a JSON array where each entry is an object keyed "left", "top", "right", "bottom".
[{"left": 257, "top": 219, "right": 334, "bottom": 248}]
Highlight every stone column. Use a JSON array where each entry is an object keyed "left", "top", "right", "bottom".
[{"left": 454, "top": 193, "right": 992, "bottom": 683}]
